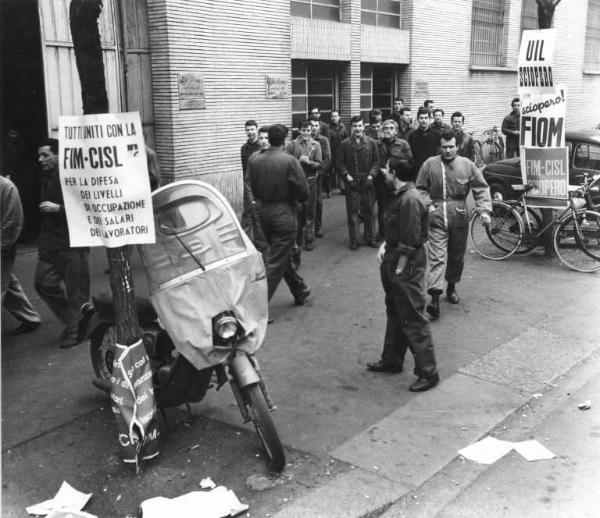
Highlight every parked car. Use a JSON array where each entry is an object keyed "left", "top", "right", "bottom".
[{"left": 482, "top": 129, "right": 600, "bottom": 204}]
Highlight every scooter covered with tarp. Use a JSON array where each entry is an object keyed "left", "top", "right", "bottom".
[{"left": 81, "top": 180, "right": 285, "bottom": 471}]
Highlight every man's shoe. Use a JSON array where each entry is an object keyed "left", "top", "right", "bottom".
[
  {"left": 304, "top": 241, "right": 314, "bottom": 251},
  {"left": 409, "top": 374, "right": 440, "bottom": 392},
  {"left": 58, "top": 335, "right": 82, "bottom": 349},
  {"left": 349, "top": 242, "right": 359, "bottom": 250},
  {"left": 446, "top": 291, "right": 460, "bottom": 304},
  {"left": 10, "top": 321, "right": 41, "bottom": 335},
  {"left": 366, "top": 360, "right": 403, "bottom": 373},
  {"left": 294, "top": 287, "right": 311, "bottom": 306},
  {"left": 315, "top": 230, "right": 324, "bottom": 238},
  {"left": 426, "top": 300, "right": 440, "bottom": 320}
]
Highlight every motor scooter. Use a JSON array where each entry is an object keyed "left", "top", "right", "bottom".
[{"left": 81, "top": 180, "right": 285, "bottom": 471}]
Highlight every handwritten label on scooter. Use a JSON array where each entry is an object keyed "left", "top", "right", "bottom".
[{"left": 58, "top": 112, "right": 155, "bottom": 247}]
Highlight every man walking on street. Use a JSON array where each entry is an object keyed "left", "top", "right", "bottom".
[
  {"left": 408, "top": 107, "right": 439, "bottom": 173},
  {"left": 247, "top": 124, "right": 311, "bottom": 305},
  {"left": 286, "top": 120, "right": 322, "bottom": 251},
  {"left": 416, "top": 130, "right": 491, "bottom": 319},
  {"left": 311, "top": 120, "right": 331, "bottom": 240},
  {"left": 366, "top": 158, "right": 439, "bottom": 392},
  {"left": 337, "top": 116, "right": 380, "bottom": 250},
  {"left": 241, "top": 120, "right": 261, "bottom": 234},
  {"left": 329, "top": 110, "right": 347, "bottom": 195},
  {"left": 1, "top": 175, "right": 42, "bottom": 335},
  {"left": 34, "top": 138, "right": 90, "bottom": 348},
  {"left": 430, "top": 108, "right": 451, "bottom": 139},
  {"left": 451, "top": 111, "right": 476, "bottom": 163},
  {"left": 375, "top": 119, "right": 414, "bottom": 240},
  {"left": 502, "top": 97, "right": 521, "bottom": 158}
]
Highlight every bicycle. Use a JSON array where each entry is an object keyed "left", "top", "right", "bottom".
[
  {"left": 469, "top": 174, "right": 600, "bottom": 273},
  {"left": 474, "top": 126, "right": 505, "bottom": 167}
]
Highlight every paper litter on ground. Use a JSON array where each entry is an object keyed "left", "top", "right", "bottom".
[
  {"left": 512, "top": 440, "right": 556, "bottom": 461},
  {"left": 200, "top": 477, "right": 217, "bottom": 489},
  {"left": 457, "top": 436, "right": 514, "bottom": 464},
  {"left": 140, "top": 486, "right": 248, "bottom": 518},
  {"left": 45, "top": 510, "right": 97, "bottom": 518},
  {"left": 458, "top": 436, "right": 556, "bottom": 465},
  {"left": 26, "top": 481, "right": 92, "bottom": 516}
]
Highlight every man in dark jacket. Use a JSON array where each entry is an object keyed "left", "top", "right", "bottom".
[
  {"left": 408, "top": 107, "right": 439, "bottom": 173},
  {"left": 502, "top": 97, "right": 521, "bottom": 158},
  {"left": 375, "top": 119, "right": 414, "bottom": 240},
  {"left": 247, "top": 124, "right": 311, "bottom": 305},
  {"left": 328, "top": 110, "right": 347, "bottom": 195},
  {"left": 451, "top": 111, "right": 476, "bottom": 163},
  {"left": 366, "top": 158, "right": 439, "bottom": 393},
  {"left": 34, "top": 138, "right": 90, "bottom": 348},
  {"left": 337, "top": 116, "right": 380, "bottom": 249}
]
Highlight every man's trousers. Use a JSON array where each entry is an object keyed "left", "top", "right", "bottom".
[{"left": 34, "top": 248, "right": 90, "bottom": 337}]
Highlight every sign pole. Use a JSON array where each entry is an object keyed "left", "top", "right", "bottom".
[{"left": 69, "top": 0, "right": 141, "bottom": 344}]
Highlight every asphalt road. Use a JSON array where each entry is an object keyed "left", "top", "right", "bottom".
[{"left": 2, "top": 194, "right": 600, "bottom": 517}]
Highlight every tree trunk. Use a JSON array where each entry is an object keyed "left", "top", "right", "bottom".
[{"left": 70, "top": 0, "right": 140, "bottom": 344}]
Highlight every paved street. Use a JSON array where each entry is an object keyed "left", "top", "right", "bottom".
[{"left": 2, "top": 193, "right": 600, "bottom": 517}]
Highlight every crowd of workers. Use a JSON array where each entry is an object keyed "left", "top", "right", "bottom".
[
  {"left": 241, "top": 97, "right": 500, "bottom": 392},
  {"left": 1, "top": 96, "right": 524, "bottom": 391}
]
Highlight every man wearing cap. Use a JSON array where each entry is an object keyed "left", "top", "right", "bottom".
[{"left": 366, "top": 158, "right": 439, "bottom": 392}]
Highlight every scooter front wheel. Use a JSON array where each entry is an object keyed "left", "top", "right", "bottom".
[{"left": 243, "top": 383, "right": 285, "bottom": 472}]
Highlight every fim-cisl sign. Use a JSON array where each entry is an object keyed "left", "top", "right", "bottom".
[{"left": 58, "top": 112, "right": 155, "bottom": 247}]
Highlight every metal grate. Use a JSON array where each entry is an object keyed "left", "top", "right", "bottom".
[
  {"left": 470, "top": 0, "right": 506, "bottom": 67},
  {"left": 585, "top": 0, "right": 600, "bottom": 70}
]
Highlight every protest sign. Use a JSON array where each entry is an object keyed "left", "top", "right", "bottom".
[
  {"left": 58, "top": 112, "right": 155, "bottom": 247},
  {"left": 520, "top": 147, "right": 569, "bottom": 208},
  {"left": 518, "top": 29, "right": 556, "bottom": 95},
  {"left": 520, "top": 87, "right": 566, "bottom": 148}
]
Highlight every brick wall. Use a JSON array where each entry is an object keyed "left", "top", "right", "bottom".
[{"left": 147, "top": 0, "right": 291, "bottom": 209}]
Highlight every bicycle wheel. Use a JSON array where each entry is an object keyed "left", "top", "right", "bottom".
[
  {"left": 469, "top": 201, "right": 523, "bottom": 260},
  {"left": 515, "top": 205, "right": 543, "bottom": 254},
  {"left": 553, "top": 209, "right": 600, "bottom": 273}
]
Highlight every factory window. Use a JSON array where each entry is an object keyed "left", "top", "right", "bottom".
[
  {"left": 585, "top": 0, "right": 600, "bottom": 71},
  {"left": 361, "top": 0, "right": 401, "bottom": 28},
  {"left": 470, "top": 0, "right": 507, "bottom": 67},
  {"left": 360, "top": 64, "right": 394, "bottom": 122},
  {"left": 291, "top": 0, "right": 340, "bottom": 21}
]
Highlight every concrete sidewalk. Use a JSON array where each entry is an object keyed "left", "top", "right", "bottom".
[{"left": 269, "top": 199, "right": 600, "bottom": 517}]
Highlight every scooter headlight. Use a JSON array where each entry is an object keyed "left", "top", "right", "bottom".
[{"left": 214, "top": 313, "right": 240, "bottom": 340}]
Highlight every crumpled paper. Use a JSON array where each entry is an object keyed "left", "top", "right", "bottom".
[
  {"left": 26, "top": 481, "right": 93, "bottom": 516},
  {"left": 140, "top": 486, "right": 248, "bottom": 518}
]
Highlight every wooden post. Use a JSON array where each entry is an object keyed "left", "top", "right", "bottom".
[{"left": 70, "top": 0, "right": 140, "bottom": 344}]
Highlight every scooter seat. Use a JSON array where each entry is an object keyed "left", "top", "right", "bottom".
[{"left": 92, "top": 292, "right": 158, "bottom": 325}]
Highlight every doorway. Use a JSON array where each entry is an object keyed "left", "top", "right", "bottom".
[{"left": 1, "top": 0, "right": 47, "bottom": 240}]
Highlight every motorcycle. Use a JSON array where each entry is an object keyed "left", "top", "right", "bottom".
[{"left": 81, "top": 180, "right": 285, "bottom": 471}]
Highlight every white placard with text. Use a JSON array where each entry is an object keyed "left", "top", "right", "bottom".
[{"left": 59, "top": 112, "right": 155, "bottom": 247}]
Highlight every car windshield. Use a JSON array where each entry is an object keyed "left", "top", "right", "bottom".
[{"left": 573, "top": 143, "right": 600, "bottom": 172}]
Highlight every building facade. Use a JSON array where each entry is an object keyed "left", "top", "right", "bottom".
[{"left": 4, "top": 0, "right": 599, "bottom": 209}]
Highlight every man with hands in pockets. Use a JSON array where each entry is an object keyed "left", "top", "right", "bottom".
[{"left": 366, "top": 157, "right": 439, "bottom": 393}]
